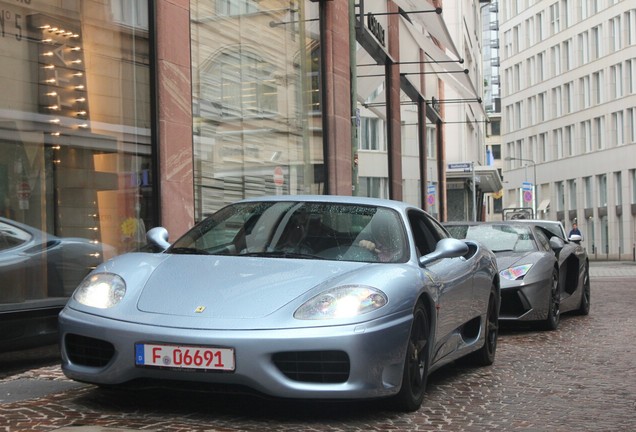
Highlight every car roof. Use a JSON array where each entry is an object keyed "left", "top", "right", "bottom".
[{"left": 237, "top": 195, "right": 419, "bottom": 213}]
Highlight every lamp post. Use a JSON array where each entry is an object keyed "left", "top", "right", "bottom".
[{"left": 505, "top": 156, "right": 537, "bottom": 217}]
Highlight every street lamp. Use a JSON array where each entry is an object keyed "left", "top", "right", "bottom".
[{"left": 505, "top": 156, "right": 537, "bottom": 217}]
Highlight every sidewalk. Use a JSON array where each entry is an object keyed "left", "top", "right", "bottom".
[{"left": 589, "top": 260, "right": 636, "bottom": 278}]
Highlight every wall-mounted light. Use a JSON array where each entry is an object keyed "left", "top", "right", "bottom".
[
  {"left": 47, "top": 105, "right": 59, "bottom": 110},
  {"left": 74, "top": 85, "right": 84, "bottom": 90},
  {"left": 76, "top": 110, "right": 87, "bottom": 116},
  {"left": 75, "top": 97, "right": 86, "bottom": 102},
  {"left": 43, "top": 51, "right": 54, "bottom": 56},
  {"left": 45, "top": 78, "right": 56, "bottom": 84},
  {"left": 46, "top": 91, "right": 58, "bottom": 96},
  {"left": 43, "top": 64, "right": 55, "bottom": 69}
]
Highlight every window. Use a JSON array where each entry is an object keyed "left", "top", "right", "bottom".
[
  {"left": 610, "top": 16, "right": 622, "bottom": 52},
  {"left": 612, "top": 111, "right": 625, "bottom": 146},
  {"left": 615, "top": 172, "right": 623, "bottom": 205},
  {"left": 563, "top": 39, "right": 572, "bottom": 71},
  {"left": 581, "top": 120, "right": 592, "bottom": 153},
  {"left": 597, "top": 174, "right": 608, "bottom": 207},
  {"left": 611, "top": 64, "right": 623, "bottom": 98},
  {"left": 584, "top": 176, "right": 593, "bottom": 208},
  {"left": 594, "top": 116, "right": 605, "bottom": 150},
  {"left": 111, "top": 0, "right": 149, "bottom": 29},
  {"left": 628, "top": 108, "right": 636, "bottom": 143},
  {"left": 539, "top": 133, "right": 548, "bottom": 162},
  {"left": 0, "top": 2, "right": 154, "bottom": 310},
  {"left": 192, "top": 1, "right": 324, "bottom": 213},
  {"left": 591, "top": 25, "right": 602, "bottom": 60},
  {"left": 564, "top": 81, "right": 574, "bottom": 113},
  {"left": 538, "top": 92, "right": 547, "bottom": 121},
  {"left": 427, "top": 125, "right": 436, "bottom": 158},
  {"left": 216, "top": 0, "right": 258, "bottom": 16},
  {"left": 552, "top": 86, "right": 562, "bottom": 117},
  {"left": 631, "top": 169, "right": 636, "bottom": 204},
  {"left": 568, "top": 179, "right": 577, "bottom": 209},
  {"left": 551, "top": 44, "right": 561, "bottom": 76},
  {"left": 593, "top": 71, "right": 603, "bottom": 105},
  {"left": 360, "top": 117, "right": 382, "bottom": 150},
  {"left": 556, "top": 181, "right": 565, "bottom": 211},
  {"left": 359, "top": 177, "right": 388, "bottom": 199},
  {"left": 565, "top": 125, "right": 575, "bottom": 156},
  {"left": 581, "top": 76, "right": 591, "bottom": 108},
  {"left": 554, "top": 128, "right": 563, "bottom": 159},
  {"left": 550, "top": 3, "right": 560, "bottom": 35},
  {"left": 579, "top": 31, "right": 589, "bottom": 65}
]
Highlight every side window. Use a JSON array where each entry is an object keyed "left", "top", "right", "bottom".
[
  {"left": 534, "top": 228, "right": 552, "bottom": 251},
  {"left": 0, "top": 222, "right": 31, "bottom": 251},
  {"left": 407, "top": 211, "right": 438, "bottom": 256}
]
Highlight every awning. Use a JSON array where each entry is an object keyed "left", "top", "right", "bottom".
[
  {"left": 537, "top": 199, "right": 551, "bottom": 213},
  {"left": 446, "top": 165, "right": 503, "bottom": 193},
  {"left": 400, "top": 18, "right": 486, "bottom": 117},
  {"left": 391, "top": 0, "right": 461, "bottom": 60}
]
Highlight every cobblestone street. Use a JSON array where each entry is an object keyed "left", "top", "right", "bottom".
[{"left": 1, "top": 261, "right": 635, "bottom": 431}]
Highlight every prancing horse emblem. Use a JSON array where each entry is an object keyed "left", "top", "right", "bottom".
[{"left": 194, "top": 306, "right": 206, "bottom": 313}]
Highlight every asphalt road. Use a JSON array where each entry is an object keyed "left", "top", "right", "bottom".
[{"left": 1, "top": 261, "right": 635, "bottom": 431}]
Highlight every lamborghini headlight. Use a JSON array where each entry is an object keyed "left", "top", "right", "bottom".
[
  {"left": 73, "top": 273, "right": 126, "bottom": 309},
  {"left": 294, "top": 285, "right": 387, "bottom": 320},
  {"left": 500, "top": 264, "right": 533, "bottom": 281}
]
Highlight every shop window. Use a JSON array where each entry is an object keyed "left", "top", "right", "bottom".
[{"left": 1, "top": 3, "right": 154, "bottom": 314}]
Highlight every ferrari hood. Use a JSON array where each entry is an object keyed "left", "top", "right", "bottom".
[{"left": 136, "top": 255, "right": 367, "bottom": 319}]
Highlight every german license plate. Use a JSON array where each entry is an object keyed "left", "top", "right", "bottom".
[{"left": 135, "top": 343, "right": 235, "bottom": 371}]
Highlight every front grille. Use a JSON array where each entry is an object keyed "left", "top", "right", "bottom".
[
  {"left": 272, "top": 350, "right": 350, "bottom": 383},
  {"left": 65, "top": 333, "right": 115, "bottom": 367}
]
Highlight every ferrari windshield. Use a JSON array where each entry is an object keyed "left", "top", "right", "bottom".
[
  {"left": 448, "top": 224, "right": 537, "bottom": 253},
  {"left": 168, "top": 201, "right": 409, "bottom": 263}
]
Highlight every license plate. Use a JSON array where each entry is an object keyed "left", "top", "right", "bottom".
[{"left": 135, "top": 343, "right": 235, "bottom": 371}]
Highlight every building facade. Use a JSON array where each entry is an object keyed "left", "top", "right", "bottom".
[
  {"left": 0, "top": 0, "right": 493, "bottom": 349},
  {"left": 500, "top": 0, "right": 636, "bottom": 259}
]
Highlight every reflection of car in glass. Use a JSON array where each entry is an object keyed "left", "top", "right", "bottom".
[
  {"left": 0, "top": 217, "right": 113, "bottom": 351},
  {"left": 60, "top": 196, "right": 500, "bottom": 411},
  {"left": 445, "top": 221, "right": 590, "bottom": 331}
]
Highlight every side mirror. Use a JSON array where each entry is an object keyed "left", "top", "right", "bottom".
[
  {"left": 419, "top": 238, "right": 469, "bottom": 266},
  {"left": 549, "top": 236, "right": 565, "bottom": 252},
  {"left": 569, "top": 234, "right": 582, "bottom": 244},
  {"left": 146, "top": 227, "right": 171, "bottom": 251}
]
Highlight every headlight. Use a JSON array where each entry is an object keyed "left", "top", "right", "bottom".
[
  {"left": 500, "top": 264, "right": 533, "bottom": 281},
  {"left": 294, "top": 285, "right": 387, "bottom": 320},
  {"left": 73, "top": 273, "right": 126, "bottom": 308}
]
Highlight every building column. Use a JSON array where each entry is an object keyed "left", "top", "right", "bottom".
[
  {"left": 386, "top": 0, "right": 402, "bottom": 201},
  {"left": 322, "top": 0, "right": 353, "bottom": 195},
  {"left": 155, "top": 0, "right": 194, "bottom": 236}
]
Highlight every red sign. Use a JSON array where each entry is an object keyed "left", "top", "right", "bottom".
[
  {"left": 273, "top": 166, "right": 284, "bottom": 187},
  {"left": 17, "top": 182, "right": 31, "bottom": 200}
]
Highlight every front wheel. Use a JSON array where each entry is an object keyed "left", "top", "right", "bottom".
[
  {"left": 391, "top": 302, "right": 430, "bottom": 412},
  {"left": 576, "top": 262, "right": 591, "bottom": 315},
  {"left": 465, "top": 286, "right": 499, "bottom": 366},
  {"left": 541, "top": 268, "right": 561, "bottom": 331}
]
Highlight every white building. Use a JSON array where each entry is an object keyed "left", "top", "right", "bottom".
[{"left": 500, "top": 0, "right": 636, "bottom": 260}]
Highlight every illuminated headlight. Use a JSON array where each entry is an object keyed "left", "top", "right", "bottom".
[
  {"left": 73, "top": 273, "right": 126, "bottom": 308},
  {"left": 294, "top": 285, "right": 388, "bottom": 320},
  {"left": 500, "top": 264, "right": 533, "bottom": 281}
]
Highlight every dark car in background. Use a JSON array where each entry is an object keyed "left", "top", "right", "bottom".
[
  {"left": 1, "top": 217, "right": 113, "bottom": 351},
  {"left": 445, "top": 221, "right": 589, "bottom": 330}
]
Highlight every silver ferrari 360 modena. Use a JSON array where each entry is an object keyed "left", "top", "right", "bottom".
[{"left": 59, "top": 196, "right": 500, "bottom": 411}]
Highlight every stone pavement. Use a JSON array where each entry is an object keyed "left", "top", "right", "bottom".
[{"left": 1, "top": 260, "right": 635, "bottom": 431}]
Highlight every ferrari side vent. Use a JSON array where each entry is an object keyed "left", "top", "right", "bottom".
[
  {"left": 272, "top": 350, "right": 350, "bottom": 383},
  {"left": 65, "top": 334, "right": 115, "bottom": 367},
  {"left": 499, "top": 289, "right": 530, "bottom": 318}
]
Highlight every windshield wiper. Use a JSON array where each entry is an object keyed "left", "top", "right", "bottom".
[
  {"left": 239, "top": 251, "right": 324, "bottom": 260},
  {"left": 168, "top": 247, "right": 210, "bottom": 255}
]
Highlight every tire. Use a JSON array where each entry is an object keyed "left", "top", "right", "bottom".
[
  {"left": 576, "top": 262, "right": 591, "bottom": 315},
  {"left": 391, "top": 302, "right": 430, "bottom": 412},
  {"left": 541, "top": 268, "right": 561, "bottom": 331},
  {"left": 465, "top": 287, "right": 499, "bottom": 366}
]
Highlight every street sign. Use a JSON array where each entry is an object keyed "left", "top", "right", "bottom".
[
  {"left": 273, "top": 166, "right": 284, "bottom": 187},
  {"left": 447, "top": 162, "right": 473, "bottom": 172}
]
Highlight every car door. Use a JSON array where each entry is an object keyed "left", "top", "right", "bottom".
[{"left": 407, "top": 211, "right": 474, "bottom": 355}]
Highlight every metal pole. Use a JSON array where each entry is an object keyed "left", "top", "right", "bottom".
[{"left": 472, "top": 161, "right": 477, "bottom": 222}]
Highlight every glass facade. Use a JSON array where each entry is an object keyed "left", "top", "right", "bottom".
[
  {"left": 190, "top": 0, "right": 323, "bottom": 219},
  {"left": 0, "top": 1, "right": 153, "bottom": 310}
]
